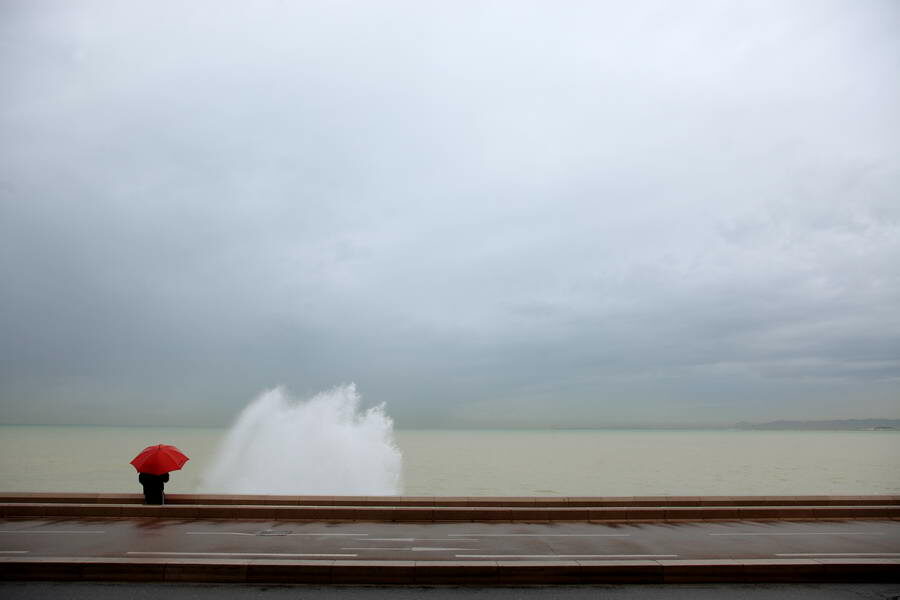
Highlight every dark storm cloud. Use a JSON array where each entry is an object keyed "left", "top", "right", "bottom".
[{"left": 1, "top": 0, "right": 898, "bottom": 426}]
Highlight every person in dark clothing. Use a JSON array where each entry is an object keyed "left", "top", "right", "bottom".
[{"left": 138, "top": 472, "right": 169, "bottom": 505}]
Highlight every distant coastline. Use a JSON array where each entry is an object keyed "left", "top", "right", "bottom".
[
  {"left": 537, "top": 419, "right": 900, "bottom": 431},
  {"left": 734, "top": 419, "right": 900, "bottom": 431},
  {"left": 1, "top": 419, "right": 899, "bottom": 431}
]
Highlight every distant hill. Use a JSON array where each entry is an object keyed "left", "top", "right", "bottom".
[{"left": 735, "top": 419, "right": 900, "bottom": 431}]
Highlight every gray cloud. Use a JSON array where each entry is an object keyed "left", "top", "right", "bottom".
[{"left": 1, "top": 0, "right": 898, "bottom": 426}]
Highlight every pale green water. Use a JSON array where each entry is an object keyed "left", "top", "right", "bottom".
[{"left": 1, "top": 426, "right": 898, "bottom": 496}]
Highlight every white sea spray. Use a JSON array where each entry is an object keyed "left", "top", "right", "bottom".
[{"left": 199, "top": 384, "right": 402, "bottom": 495}]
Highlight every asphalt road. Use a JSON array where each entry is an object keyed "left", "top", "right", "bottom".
[
  {"left": 1, "top": 518, "right": 897, "bottom": 561},
  {"left": 3, "top": 582, "right": 900, "bottom": 600}
]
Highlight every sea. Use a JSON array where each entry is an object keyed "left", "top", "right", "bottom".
[{"left": 1, "top": 425, "right": 898, "bottom": 497}]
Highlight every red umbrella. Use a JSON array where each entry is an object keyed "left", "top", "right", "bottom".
[{"left": 130, "top": 444, "right": 189, "bottom": 475}]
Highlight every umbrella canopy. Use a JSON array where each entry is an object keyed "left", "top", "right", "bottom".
[{"left": 130, "top": 444, "right": 189, "bottom": 475}]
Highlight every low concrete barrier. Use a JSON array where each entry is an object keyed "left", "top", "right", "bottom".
[
  {"left": 2, "top": 502, "right": 899, "bottom": 521},
  {"left": 1, "top": 556, "right": 897, "bottom": 584},
  {"left": 2, "top": 493, "right": 899, "bottom": 507}
]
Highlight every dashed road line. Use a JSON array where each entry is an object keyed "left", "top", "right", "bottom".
[
  {"left": 775, "top": 553, "right": 900, "bottom": 557},
  {"left": 186, "top": 532, "right": 367, "bottom": 536},
  {"left": 710, "top": 532, "right": 885, "bottom": 536},
  {"left": 448, "top": 533, "right": 629, "bottom": 537},
  {"left": 0, "top": 530, "right": 105, "bottom": 534},
  {"left": 457, "top": 554, "right": 678, "bottom": 559},
  {"left": 127, "top": 551, "right": 357, "bottom": 558},
  {"left": 344, "top": 547, "right": 476, "bottom": 552},
  {"left": 0, "top": 550, "right": 29, "bottom": 554},
  {"left": 360, "top": 538, "right": 479, "bottom": 542},
  {"left": 284, "top": 533, "right": 368, "bottom": 536},
  {"left": 186, "top": 532, "right": 255, "bottom": 536}
]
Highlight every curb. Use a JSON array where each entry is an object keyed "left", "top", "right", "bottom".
[
  {"left": 3, "top": 503, "right": 899, "bottom": 522},
  {"left": 1, "top": 556, "right": 898, "bottom": 584},
  {"left": 2, "top": 493, "right": 899, "bottom": 507}
]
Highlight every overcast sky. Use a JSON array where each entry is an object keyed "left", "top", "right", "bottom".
[{"left": 1, "top": 0, "right": 898, "bottom": 427}]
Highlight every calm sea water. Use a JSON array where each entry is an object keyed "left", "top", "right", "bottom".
[{"left": 1, "top": 426, "right": 898, "bottom": 496}]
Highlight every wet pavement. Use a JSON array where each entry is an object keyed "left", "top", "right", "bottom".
[{"left": 1, "top": 518, "right": 897, "bottom": 561}]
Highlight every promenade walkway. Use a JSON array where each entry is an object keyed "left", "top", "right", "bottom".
[{"left": 1, "top": 494, "right": 897, "bottom": 584}]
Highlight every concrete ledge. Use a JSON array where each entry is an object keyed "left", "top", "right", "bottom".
[
  {"left": 2, "top": 493, "right": 898, "bottom": 507},
  {"left": 1, "top": 557, "right": 897, "bottom": 584},
  {"left": 3, "top": 502, "right": 898, "bottom": 522}
]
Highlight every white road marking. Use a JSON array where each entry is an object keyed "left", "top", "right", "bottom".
[
  {"left": 186, "top": 532, "right": 255, "bottom": 536},
  {"left": 360, "top": 538, "right": 479, "bottom": 542},
  {"left": 343, "top": 547, "right": 475, "bottom": 552},
  {"left": 186, "top": 532, "right": 367, "bottom": 536},
  {"left": 710, "top": 532, "right": 885, "bottom": 536},
  {"left": 457, "top": 554, "right": 678, "bottom": 558},
  {"left": 775, "top": 553, "right": 900, "bottom": 557},
  {"left": 0, "top": 550, "right": 29, "bottom": 554},
  {"left": 284, "top": 533, "right": 368, "bottom": 536},
  {"left": 0, "top": 530, "right": 105, "bottom": 534},
  {"left": 127, "top": 552, "right": 357, "bottom": 558},
  {"left": 448, "top": 534, "right": 629, "bottom": 537}
]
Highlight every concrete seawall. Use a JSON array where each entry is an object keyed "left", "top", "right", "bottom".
[
  {"left": 4, "top": 492, "right": 900, "bottom": 506},
  {"left": 2, "top": 493, "right": 899, "bottom": 522}
]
